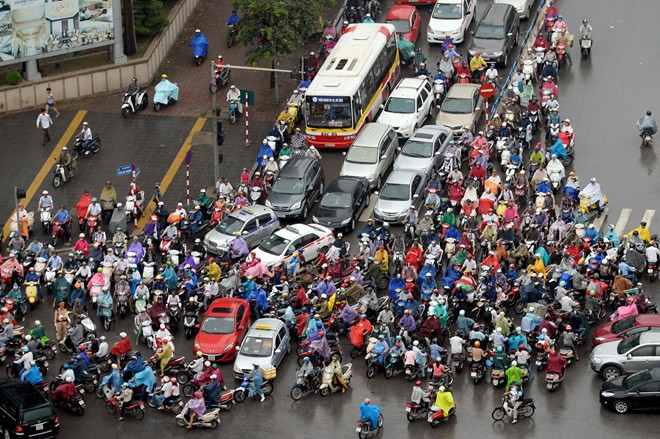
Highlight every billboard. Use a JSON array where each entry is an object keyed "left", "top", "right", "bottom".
[{"left": 0, "top": 0, "right": 116, "bottom": 66}]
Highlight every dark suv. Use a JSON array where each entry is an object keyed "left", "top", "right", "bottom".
[
  {"left": 265, "top": 157, "right": 324, "bottom": 219},
  {"left": 0, "top": 380, "right": 59, "bottom": 438},
  {"left": 469, "top": 3, "right": 520, "bottom": 67}
]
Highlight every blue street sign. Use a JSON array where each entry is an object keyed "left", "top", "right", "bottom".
[
  {"left": 185, "top": 149, "right": 192, "bottom": 165},
  {"left": 116, "top": 165, "right": 132, "bottom": 176}
]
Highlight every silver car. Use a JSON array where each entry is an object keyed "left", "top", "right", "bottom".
[
  {"left": 233, "top": 318, "right": 290, "bottom": 379},
  {"left": 393, "top": 125, "right": 453, "bottom": 177},
  {"left": 590, "top": 331, "right": 660, "bottom": 380},
  {"left": 203, "top": 205, "right": 280, "bottom": 254},
  {"left": 373, "top": 169, "right": 427, "bottom": 224},
  {"left": 339, "top": 123, "right": 398, "bottom": 189}
]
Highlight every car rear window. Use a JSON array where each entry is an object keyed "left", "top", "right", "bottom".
[
  {"left": 611, "top": 316, "right": 636, "bottom": 335},
  {"left": 211, "top": 307, "right": 233, "bottom": 314},
  {"left": 22, "top": 406, "right": 54, "bottom": 422}
]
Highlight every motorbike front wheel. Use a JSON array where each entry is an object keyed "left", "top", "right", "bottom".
[
  {"left": 290, "top": 385, "right": 303, "bottom": 401},
  {"left": 154, "top": 103, "right": 162, "bottom": 112},
  {"left": 234, "top": 388, "right": 247, "bottom": 403},
  {"left": 229, "top": 111, "right": 236, "bottom": 125},
  {"left": 121, "top": 106, "right": 132, "bottom": 118},
  {"left": 52, "top": 176, "right": 62, "bottom": 188},
  {"left": 491, "top": 407, "right": 505, "bottom": 421}
]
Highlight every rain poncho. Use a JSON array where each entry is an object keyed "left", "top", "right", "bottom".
[
  {"left": 637, "top": 115, "right": 658, "bottom": 134},
  {"left": 397, "top": 38, "right": 415, "bottom": 62},
  {"left": 433, "top": 391, "right": 455, "bottom": 416},
  {"left": 154, "top": 79, "right": 179, "bottom": 105},
  {"left": 256, "top": 143, "right": 274, "bottom": 167},
  {"left": 579, "top": 181, "right": 604, "bottom": 206},
  {"left": 190, "top": 33, "right": 209, "bottom": 58},
  {"left": 359, "top": 402, "right": 381, "bottom": 427},
  {"left": 550, "top": 138, "right": 567, "bottom": 159},
  {"left": 131, "top": 364, "right": 156, "bottom": 391}
]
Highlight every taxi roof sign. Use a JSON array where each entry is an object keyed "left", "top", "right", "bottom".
[
  {"left": 254, "top": 324, "right": 272, "bottom": 330},
  {"left": 285, "top": 226, "right": 301, "bottom": 234}
]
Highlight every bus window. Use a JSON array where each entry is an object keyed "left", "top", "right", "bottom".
[
  {"left": 305, "top": 96, "right": 353, "bottom": 128},
  {"left": 378, "top": 50, "right": 390, "bottom": 75},
  {"left": 386, "top": 34, "right": 397, "bottom": 63},
  {"left": 364, "top": 69, "right": 376, "bottom": 97},
  {"left": 371, "top": 58, "right": 384, "bottom": 86}
]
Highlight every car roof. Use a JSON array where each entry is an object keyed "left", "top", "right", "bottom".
[
  {"left": 228, "top": 205, "right": 273, "bottom": 220},
  {"left": 639, "top": 331, "right": 660, "bottom": 343},
  {"left": 385, "top": 169, "right": 422, "bottom": 185},
  {"left": 391, "top": 78, "right": 427, "bottom": 99},
  {"left": 207, "top": 298, "right": 248, "bottom": 316},
  {"left": 0, "top": 380, "right": 50, "bottom": 410},
  {"left": 273, "top": 223, "right": 331, "bottom": 241},
  {"left": 246, "top": 318, "right": 285, "bottom": 336},
  {"left": 279, "top": 157, "right": 316, "bottom": 178},
  {"left": 446, "top": 83, "right": 480, "bottom": 99},
  {"left": 411, "top": 125, "right": 452, "bottom": 141},
  {"left": 386, "top": 5, "right": 415, "bottom": 19},
  {"left": 354, "top": 123, "right": 391, "bottom": 146},
  {"left": 480, "top": 3, "right": 515, "bottom": 24},
  {"left": 327, "top": 176, "right": 367, "bottom": 194},
  {"left": 634, "top": 315, "right": 660, "bottom": 326}
]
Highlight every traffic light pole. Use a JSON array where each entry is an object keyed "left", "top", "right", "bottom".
[
  {"left": 210, "top": 62, "right": 220, "bottom": 184},
  {"left": 14, "top": 187, "right": 19, "bottom": 235}
]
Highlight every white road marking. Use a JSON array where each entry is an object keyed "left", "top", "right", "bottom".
[
  {"left": 593, "top": 208, "right": 608, "bottom": 232},
  {"left": 614, "top": 208, "right": 632, "bottom": 236},
  {"left": 642, "top": 209, "right": 655, "bottom": 229},
  {"left": 359, "top": 194, "right": 378, "bottom": 223}
]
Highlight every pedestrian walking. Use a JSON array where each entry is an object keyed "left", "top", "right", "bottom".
[
  {"left": 46, "top": 88, "right": 60, "bottom": 117},
  {"left": 36, "top": 107, "right": 53, "bottom": 147}
]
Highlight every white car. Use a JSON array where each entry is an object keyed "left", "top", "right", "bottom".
[
  {"left": 377, "top": 78, "right": 434, "bottom": 139},
  {"left": 427, "top": 0, "right": 477, "bottom": 44},
  {"left": 494, "top": 0, "right": 534, "bottom": 19},
  {"left": 252, "top": 223, "right": 334, "bottom": 267}
]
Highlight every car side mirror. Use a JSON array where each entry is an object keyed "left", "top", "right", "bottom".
[
  {"left": 275, "top": 348, "right": 282, "bottom": 354},
  {"left": 470, "top": 30, "right": 474, "bottom": 35},
  {"left": 475, "top": 107, "right": 481, "bottom": 112},
  {"left": 435, "top": 151, "right": 441, "bottom": 156},
  {"left": 380, "top": 104, "right": 385, "bottom": 109},
  {"left": 507, "top": 33, "right": 513, "bottom": 37},
  {"left": 374, "top": 191, "right": 379, "bottom": 195},
  {"left": 397, "top": 147, "right": 401, "bottom": 151},
  {"left": 381, "top": 154, "right": 387, "bottom": 160},
  {"left": 413, "top": 194, "right": 419, "bottom": 199},
  {"left": 626, "top": 354, "right": 632, "bottom": 360},
  {"left": 342, "top": 151, "right": 347, "bottom": 156}
]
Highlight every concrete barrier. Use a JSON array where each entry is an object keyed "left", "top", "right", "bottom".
[{"left": 0, "top": 0, "right": 200, "bottom": 114}]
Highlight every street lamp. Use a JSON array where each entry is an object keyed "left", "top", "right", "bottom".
[{"left": 210, "top": 63, "right": 220, "bottom": 183}]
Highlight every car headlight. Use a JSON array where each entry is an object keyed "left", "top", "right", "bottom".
[
  {"left": 601, "top": 391, "right": 614, "bottom": 397},
  {"left": 469, "top": 50, "right": 477, "bottom": 56},
  {"left": 493, "top": 51, "right": 503, "bottom": 57},
  {"left": 224, "top": 343, "right": 234, "bottom": 352},
  {"left": 233, "top": 364, "right": 241, "bottom": 373},
  {"left": 291, "top": 202, "right": 301, "bottom": 210},
  {"left": 373, "top": 206, "right": 382, "bottom": 216},
  {"left": 592, "top": 357, "right": 603, "bottom": 364},
  {"left": 340, "top": 218, "right": 351, "bottom": 226},
  {"left": 194, "top": 342, "right": 201, "bottom": 350},
  {"left": 265, "top": 200, "right": 272, "bottom": 208},
  {"left": 367, "top": 174, "right": 374, "bottom": 182}
]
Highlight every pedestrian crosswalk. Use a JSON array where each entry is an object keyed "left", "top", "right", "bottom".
[{"left": 601, "top": 208, "right": 656, "bottom": 236}]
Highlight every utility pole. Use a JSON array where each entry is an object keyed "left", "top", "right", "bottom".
[
  {"left": 209, "top": 62, "right": 220, "bottom": 183},
  {"left": 269, "top": 0, "right": 279, "bottom": 103}
]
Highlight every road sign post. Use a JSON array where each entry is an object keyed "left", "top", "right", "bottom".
[
  {"left": 185, "top": 150, "right": 192, "bottom": 206},
  {"left": 479, "top": 83, "right": 496, "bottom": 126}
]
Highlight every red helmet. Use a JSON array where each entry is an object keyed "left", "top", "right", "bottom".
[
  {"left": 550, "top": 350, "right": 556, "bottom": 356},
  {"left": 519, "top": 344, "right": 525, "bottom": 349},
  {"left": 415, "top": 381, "right": 422, "bottom": 386},
  {"left": 208, "top": 257, "right": 214, "bottom": 263}
]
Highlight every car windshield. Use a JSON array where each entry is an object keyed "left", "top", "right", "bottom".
[
  {"left": 258, "top": 234, "right": 290, "bottom": 255},
  {"left": 401, "top": 140, "right": 433, "bottom": 158},
  {"left": 432, "top": 3, "right": 462, "bottom": 20},
  {"left": 346, "top": 145, "right": 378, "bottom": 164},
  {"left": 384, "top": 97, "right": 415, "bottom": 114},
  {"left": 214, "top": 215, "right": 245, "bottom": 235},
  {"left": 272, "top": 177, "right": 305, "bottom": 195},
  {"left": 623, "top": 369, "right": 653, "bottom": 389},
  {"left": 611, "top": 316, "right": 637, "bottom": 335},
  {"left": 201, "top": 316, "right": 235, "bottom": 334},
  {"left": 474, "top": 24, "right": 505, "bottom": 40},
  {"left": 617, "top": 333, "right": 641, "bottom": 354},
  {"left": 441, "top": 97, "right": 472, "bottom": 114},
  {"left": 320, "top": 192, "right": 352, "bottom": 209},
  {"left": 239, "top": 336, "right": 274, "bottom": 357},
  {"left": 379, "top": 183, "right": 409, "bottom": 201},
  {"left": 387, "top": 19, "right": 411, "bottom": 34},
  {"left": 306, "top": 97, "right": 354, "bottom": 128}
]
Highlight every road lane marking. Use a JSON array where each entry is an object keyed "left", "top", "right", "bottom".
[
  {"left": 641, "top": 209, "right": 655, "bottom": 229},
  {"left": 2, "top": 110, "right": 87, "bottom": 240},
  {"left": 359, "top": 194, "right": 377, "bottom": 223},
  {"left": 136, "top": 117, "right": 207, "bottom": 231},
  {"left": 593, "top": 208, "right": 608, "bottom": 232},
  {"left": 614, "top": 208, "right": 632, "bottom": 236}
]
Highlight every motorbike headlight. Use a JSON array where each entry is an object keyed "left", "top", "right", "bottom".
[
  {"left": 291, "top": 202, "right": 301, "bottom": 210},
  {"left": 224, "top": 343, "right": 234, "bottom": 352},
  {"left": 601, "top": 391, "right": 614, "bottom": 397},
  {"left": 265, "top": 200, "right": 272, "bottom": 208}
]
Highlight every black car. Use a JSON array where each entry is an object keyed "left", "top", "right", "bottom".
[
  {"left": 600, "top": 368, "right": 660, "bottom": 414},
  {"left": 313, "top": 176, "right": 370, "bottom": 232},
  {"left": 265, "top": 157, "right": 324, "bottom": 220},
  {"left": 468, "top": 3, "right": 520, "bottom": 67},
  {"left": 0, "top": 379, "right": 59, "bottom": 438}
]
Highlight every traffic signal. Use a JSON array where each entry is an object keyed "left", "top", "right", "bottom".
[
  {"left": 15, "top": 188, "right": 26, "bottom": 199},
  {"left": 217, "top": 120, "right": 224, "bottom": 146}
]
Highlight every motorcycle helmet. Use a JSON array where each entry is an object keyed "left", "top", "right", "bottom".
[
  {"left": 304, "top": 357, "right": 311, "bottom": 363},
  {"left": 22, "top": 346, "right": 28, "bottom": 353},
  {"left": 497, "top": 346, "right": 503, "bottom": 353},
  {"left": 647, "top": 110, "right": 652, "bottom": 116}
]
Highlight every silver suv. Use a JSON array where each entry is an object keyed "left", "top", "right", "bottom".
[
  {"left": 203, "top": 205, "right": 280, "bottom": 254},
  {"left": 590, "top": 331, "right": 660, "bottom": 380}
]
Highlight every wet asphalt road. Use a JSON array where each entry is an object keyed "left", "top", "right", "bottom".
[{"left": 23, "top": 0, "right": 660, "bottom": 437}]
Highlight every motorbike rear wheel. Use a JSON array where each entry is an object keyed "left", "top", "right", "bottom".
[
  {"left": 176, "top": 371, "right": 190, "bottom": 384},
  {"left": 91, "top": 141, "right": 101, "bottom": 154},
  {"left": 366, "top": 366, "right": 376, "bottom": 379},
  {"left": 560, "top": 155, "right": 573, "bottom": 167},
  {"left": 262, "top": 382, "right": 274, "bottom": 396},
  {"left": 147, "top": 395, "right": 158, "bottom": 408},
  {"left": 522, "top": 404, "right": 535, "bottom": 418},
  {"left": 132, "top": 408, "right": 145, "bottom": 420},
  {"left": 182, "top": 383, "right": 196, "bottom": 398}
]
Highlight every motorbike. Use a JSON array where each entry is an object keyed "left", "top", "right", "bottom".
[
  {"left": 491, "top": 368, "right": 505, "bottom": 387},
  {"left": 356, "top": 412, "right": 383, "bottom": 438},
  {"left": 432, "top": 79, "right": 445, "bottom": 106},
  {"left": 290, "top": 367, "right": 322, "bottom": 400},
  {"left": 451, "top": 353, "right": 464, "bottom": 373},
  {"left": 384, "top": 353, "right": 405, "bottom": 379},
  {"left": 579, "top": 194, "right": 607, "bottom": 215},
  {"left": 7, "top": 354, "right": 49, "bottom": 378},
  {"left": 319, "top": 363, "right": 352, "bottom": 397},
  {"left": 25, "top": 281, "right": 39, "bottom": 309},
  {"left": 580, "top": 36, "right": 592, "bottom": 58},
  {"left": 71, "top": 135, "right": 101, "bottom": 159},
  {"left": 183, "top": 311, "right": 199, "bottom": 340},
  {"left": 86, "top": 215, "right": 99, "bottom": 235},
  {"left": 116, "top": 289, "right": 130, "bottom": 319},
  {"left": 228, "top": 99, "right": 240, "bottom": 124},
  {"left": 105, "top": 396, "right": 144, "bottom": 420},
  {"left": 38, "top": 207, "right": 52, "bottom": 234},
  {"left": 249, "top": 186, "right": 262, "bottom": 204},
  {"left": 549, "top": 168, "right": 563, "bottom": 193},
  {"left": 427, "top": 405, "right": 456, "bottom": 428},
  {"left": 54, "top": 394, "right": 85, "bottom": 416},
  {"left": 555, "top": 44, "right": 566, "bottom": 68},
  {"left": 176, "top": 408, "right": 220, "bottom": 429},
  {"left": 210, "top": 67, "right": 231, "bottom": 93},
  {"left": 168, "top": 303, "right": 181, "bottom": 334},
  {"left": 522, "top": 58, "right": 535, "bottom": 81},
  {"left": 234, "top": 375, "right": 275, "bottom": 403},
  {"left": 545, "top": 371, "right": 563, "bottom": 391},
  {"left": 190, "top": 33, "right": 208, "bottom": 66},
  {"left": 136, "top": 318, "right": 157, "bottom": 350},
  {"left": 491, "top": 396, "right": 535, "bottom": 422},
  {"left": 406, "top": 401, "right": 429, "bottom": 422},
  {"left": 146, "top": 383, "right": 185, "bottom": 414},
  {"left": 153, "top": 77, "right": 179, "bottom": 112},
  {"left": 470, "top": 361, "right": 485, "bottom": 384},
  {"left": 97, "top": 301, "right": 113, "bottom": 331},
  {"left": 121, "top": 88, "right": 149, "bottom": 118}
]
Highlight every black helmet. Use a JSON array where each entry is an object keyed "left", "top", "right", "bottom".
[{"left": 647, "top": 110, "right": 652, "bottom": 116}]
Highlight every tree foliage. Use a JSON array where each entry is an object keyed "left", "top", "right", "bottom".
[
  {"left": 133, "top": 0, "right": 170, "bottom": 36},
  {"left": 232, "top": 0, "right": 331, "bottom": 65}
]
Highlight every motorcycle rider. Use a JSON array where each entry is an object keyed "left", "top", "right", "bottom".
[
  {"left": 226, "top": 84, "right": 243, "bottom": 113},
  {"left": 214, "top": 55, "right": 228, "bottom": 83},
  {"left": 637, "top": 110, "right": 657, "bottom": 138},
  {"left": 76, "top": 122, "right": 93, "bottom": 153},
  {"left": 410, "top": 380, "right": 431, "bottom": 409},
  {"left": 555, "top": 29, "right": 573, "bottom": 66},
  {"left": 578, "top": 177, "right": 605, "bottom": 214},
  {"left": 125, "top": 77, "right": 140, "bottom": 108},
  {"left": 182, "top": 391, "right": 206, "bottom": 428},
  {"left": 469, "top": 52, "right": 487, "bottom": 82},
  {"left": 432, "top": 386, "right": 455, "bottom": 418},
  {"left": 52, "top": 375, "right": 79, "bottom": 406},
  {"left": 546, "top": 349, "right": 567, "bottom": 378},
  {"left": 506, "top": 382, "right": 524, "bottom": 424}
]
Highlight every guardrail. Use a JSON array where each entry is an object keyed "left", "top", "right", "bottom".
[{"left": 491, "top": 1, "right": 548, "bottom": 117}]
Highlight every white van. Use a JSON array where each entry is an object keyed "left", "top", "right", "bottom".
[{"left": 427, "top": 0, "right": 477, "bottom": 44}]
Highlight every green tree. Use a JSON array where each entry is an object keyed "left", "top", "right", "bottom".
[
  {"left": 232, "top": 0, "right": 329, "bottom": 66},
  {"left": 133, "top": 0, "right": 170, "bottom": 37}
]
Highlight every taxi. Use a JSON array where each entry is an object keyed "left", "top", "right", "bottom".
[
  {"left": 233, "top": 318, "right": 290, "bottom": 379},
  {"left": 203, "top": 205, "right": 280, "bottom": 254},
  {"left": 251, "top": 223, "right": 334, "bottom": 267}
]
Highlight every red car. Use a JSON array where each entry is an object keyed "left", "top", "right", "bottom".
[
  {"left": 591, "top": 314, "right": 660, "bottom": 346},
  {"left": 194, "top": 298, "right": 250, "bottom": 362},
  {"left": 394, "top": 0, "right": 434, "bottom": 5},
  {"left": 385, "top": 5, "right": 422, "bottom": 44}
]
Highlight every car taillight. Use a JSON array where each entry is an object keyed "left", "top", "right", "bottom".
[
  {"left": 15, "top": 425, "right": 23, "bottom": 432},
  {"left": 55, "top": 416, "right": 60, "bottom": 425}
]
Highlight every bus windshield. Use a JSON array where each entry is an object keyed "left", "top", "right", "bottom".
[{"left": 306, "top": 97, "right": 353, "bottom": 128}]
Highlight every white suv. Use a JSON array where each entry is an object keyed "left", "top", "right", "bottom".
[{"left": 377, "top": 78, "right": 434, "bottom": 139}]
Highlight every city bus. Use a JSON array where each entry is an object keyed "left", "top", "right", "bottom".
[{"left": 304, "top": 23, "right": 401, "bottom": 149}]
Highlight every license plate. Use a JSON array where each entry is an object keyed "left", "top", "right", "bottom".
[
  {"left": 209, "top": 355, "right": 216, "bottom": 361},
  {"left": 648, "top": 269, "right": 654, "bottom": 273},
  {"left": 428, "top": 414, "right": 433, "bottom": 421},
  {"left": 80, "top": 401, "right": 85, "bottom": 406},
  {"left": 471, "top": 372, "right": 477, "bottom": 377},
  {"left": 35, "top": 424, "right": 44, "bottom": 431},
  {"left": 44, "top": 361, "right": 49, "bottom": 367},
  {"left": 406, "top": 407, "right": 411, "bottom": 412},
  {"left": 535, "top": 361, "right": 541, "bottom": 366},
  {"left": 356, "top": 427, "right": 362, "bottom": 432},
  {"left": 406, "top": 369, "right": 411, "bottom": 375}
]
